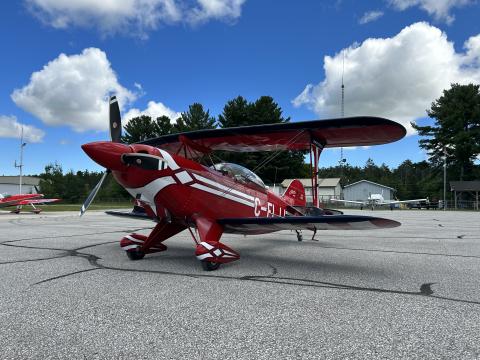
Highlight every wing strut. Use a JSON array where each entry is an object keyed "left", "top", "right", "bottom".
[{"left": 310, "top": 136, "right": 325, "bottom": 208}]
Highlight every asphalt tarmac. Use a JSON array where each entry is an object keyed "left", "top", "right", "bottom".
[{"left": 1, "top": 209, "right": 479, "bottom": 359}]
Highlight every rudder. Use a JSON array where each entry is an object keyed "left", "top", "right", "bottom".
[{"left": 282, "top": 179, "right": 306, "bottom": 207}]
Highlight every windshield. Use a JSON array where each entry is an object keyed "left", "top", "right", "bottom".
[{"left": 211, "top": 163, "right": 266, "bottom": 190}]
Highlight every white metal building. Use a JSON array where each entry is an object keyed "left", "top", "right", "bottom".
[
  {"left": 343, "top": 180, "right": 394, "bottom": 201},
  {"left": 280, "top": 178, "right": 342, "bottom": 204},
  {"left": 0, "top": 176, "right": 40, "bottom": 195}
]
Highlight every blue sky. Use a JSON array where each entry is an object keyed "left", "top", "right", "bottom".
[{"left": 1, "top": 0, "right": 479, "bottom": 176}]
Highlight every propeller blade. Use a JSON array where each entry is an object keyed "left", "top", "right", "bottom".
[
  {"left": 79, "top": 171, "right": 109, "bottom": 217},
  {"left": 109, "top": 96, "right": 122, "bottom": 143},
  {"left": 122, "top": 153, "right": 166, "bottom": 171}
]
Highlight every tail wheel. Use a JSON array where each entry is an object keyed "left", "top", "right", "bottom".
[
  {"left": 201, "top": 261, "right": 221, "bottom": 271},
  {"left": 296, "top": 230, "right": 303, "bottom": 242},
  {"left": 126, "top": 249, "right": 145, "bottom": 261}
]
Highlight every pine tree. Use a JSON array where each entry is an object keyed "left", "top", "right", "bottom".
[
  {"left": 412, "top": 83, "right": 480, "bottom": 180},
  {"left": 122, "top": 115, "right": 174, "bottom": 143},
  {"left": 217, "top": 96, "right": 308, "bottom": 183},
  {"left": 174, "top": 103, "right": 216, "bottom": 132}
]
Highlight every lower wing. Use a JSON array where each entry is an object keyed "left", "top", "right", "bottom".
[
  {"left": 218, "top": 215, "right": 400, "bottom": 235},
  {"left": 0, "top": 200, "right": 22, "bottom": 208},
  {"left": 105, "top": 210, "right": 152, "bottom": 221},
  {"left": 17, "top": 198, "right": 61, "bottom": 205}
]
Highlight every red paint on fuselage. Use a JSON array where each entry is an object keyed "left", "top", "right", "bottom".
[{"left": 83, "top": 142, "right": 295, "bottom": 228}]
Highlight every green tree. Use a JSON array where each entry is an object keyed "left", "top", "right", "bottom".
[
  {"left": 39, "top": 163, "right": 64, "bottom": 199},
  {"left": 175, "top": 103, "right": 216, "bottom": 132},
  {"left": 412, "top": 83, "right": 480, "bottom": 180},
  {"left": 217, "top": 96, "right": 308, "bottom": 183},
  {"left": 122, "top": 115, "right": 174, "bottom": 143},
  {"left": 218, "top": 96, "right": 251, "bottom": 127}
]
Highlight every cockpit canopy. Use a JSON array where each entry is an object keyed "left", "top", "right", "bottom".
[{"left": 211, "top": 163, "right": 266, "bottom": 190}]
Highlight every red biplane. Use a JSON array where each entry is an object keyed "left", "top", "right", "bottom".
[
  {"left": 80, "top": 96, "right": 405, "bottom": 270},
  {"left": 0, "top": 193, "right": 60, "bottom": 214}
]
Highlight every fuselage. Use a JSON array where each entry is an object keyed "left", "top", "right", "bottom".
[
  {"left": 0, "top": 193, "right": 43, "bottom": 208},
  {"left": 82, "top": 142, "right": 295, "bottom": 231}
]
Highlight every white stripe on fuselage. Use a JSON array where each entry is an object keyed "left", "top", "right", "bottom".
[
  {"left": 158, "top": 149, "right": 179, "bottom": 170},
  {"left": 125, "top": 176, "right": 176, "bottom": 215},
  {"left": 193, "top": 173, "right": 255, "bottom": 201},
  {"left": 190, "top": 183, "right": 254, "bottom": 208},
  {"left": 176, "top": 170, "right": 193, "bottom": 184}
]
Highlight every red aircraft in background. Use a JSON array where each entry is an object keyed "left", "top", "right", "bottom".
[
  {"left": 80, "top": 96, "right": 406, "bottom": 271},
  {"left": 0, "top": 193, "right": 60, "bottom": 214}
]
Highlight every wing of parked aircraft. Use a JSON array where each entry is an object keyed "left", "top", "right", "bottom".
[
  {"left": 16, "top": 198, "right": 61, "bottom": 205},
  {"left": 330, "top": 199, "right": 367, "bottom": 206},
  {"left": 378, "top": 198, "right": 427, "bottom": 205}
]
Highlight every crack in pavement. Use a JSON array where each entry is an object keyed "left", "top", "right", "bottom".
[
  {"left": 0, "top": 227, "right": 152, "bottom": 245},
  {"left": 308, "top": 244, "right": 480, "bottom": 259},
  {"left": 1, "top": 240, "right": 477, "bottom": 306}
]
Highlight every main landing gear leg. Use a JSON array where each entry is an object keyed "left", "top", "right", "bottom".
[
  {"left": 193, "top": 216, "right": 240, "bottom": 271},
  {"left": 121, "top": 221, "right": 185, "bottom": 261}
]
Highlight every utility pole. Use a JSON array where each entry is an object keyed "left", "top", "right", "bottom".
[
  {"left": 443, "top": 147, "right": 447, "bottom": 211},
  {"left": 14, "top": 127, "right": 27, "bottom": 194},
  {"left": 339, "top": 50, "right": 346, "bottom": 169}
]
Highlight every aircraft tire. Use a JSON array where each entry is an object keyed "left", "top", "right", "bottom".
[
  {"left": 201, "top": 261, "right": 221, "bottom": 271},
  {"left": 126, "top": 249, "right": 145, "bottom": 261}
]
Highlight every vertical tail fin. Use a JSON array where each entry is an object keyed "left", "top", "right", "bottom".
[{"left": 282, "top": 179, "right": 306, "bottom": 207}]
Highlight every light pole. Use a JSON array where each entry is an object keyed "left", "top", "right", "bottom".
[
  {"left": 14, "top": 127, "right": 27, "bottom": 194},
  {"left": 443, "top": 147, "right": 447, "bottom": 211}
]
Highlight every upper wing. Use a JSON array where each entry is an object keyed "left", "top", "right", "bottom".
[
  {"left": 218, "top": 215, "right": 400, "bottom": 235},
  {"left": 139, "top": 117, "right": 406, "bottom": 157},
  {"left": 105, "top": 210, "right": 152, "bottom": 221}
]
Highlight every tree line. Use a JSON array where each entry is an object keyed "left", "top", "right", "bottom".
[
  {"left": 38, "top": 157, "right": 479, "bottom": 204},
  {"left": 38, "top": 85, "right": 480, "bottom": 203}
]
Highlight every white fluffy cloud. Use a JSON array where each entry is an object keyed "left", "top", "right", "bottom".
[
  {"left": 26, "top": 0, "right": 246, "bottom": 38},
  {"left": 293, "top": 22, "right": 480, "bottom": 134},
  {"left": 359, "top": 10, "right": 384, "bottom": 24},
  {"left": 0, "top": 115, "right": 45, "bottom": 143},
  {"left": 124, "top": 101, "right": 181, "bottom": 122},
  {"left": 389, "top": 0, "right": 473, "bottom": 24},
  {"left": 189, "top": 0, "right": 245, "bottom": 24},
  {"left": 11, "top": 48, "right": 137, "bottom": 132}
]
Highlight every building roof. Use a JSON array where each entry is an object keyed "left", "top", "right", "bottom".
[
  {"left": 344, "top": 179, "right": 395, "bottom": 191},
  {"left": 0, "top": 176, "right": 41, "bottom": 186},
  {"left": 450, "top": 181, "right": 480, "bottom": 191},
  {"left": 281, "top": 178, "right": 341, "bottom": 188}
]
